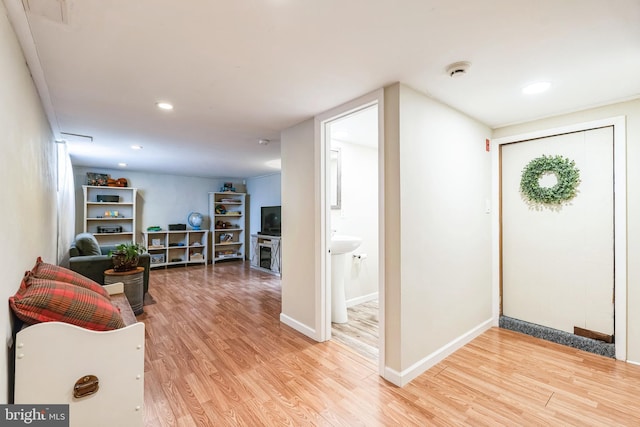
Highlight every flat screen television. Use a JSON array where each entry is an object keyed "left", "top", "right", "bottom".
[{"left": 261, "top": 205, "right": 281, "bottom": 236}]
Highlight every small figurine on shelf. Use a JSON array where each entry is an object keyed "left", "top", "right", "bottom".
[
  {"left": 221, "top": 182, "right": 235, "bottom": 192},
  {"left": 215, "top": 220, "right": 232, "bottom": 229}
]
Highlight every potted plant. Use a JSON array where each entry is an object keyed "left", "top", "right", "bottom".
[{"left": 110, "top": 242, "right": 146, "bottom": 272}]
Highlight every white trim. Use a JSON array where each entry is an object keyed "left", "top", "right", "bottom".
[
  {"left": 313, "top": 112, "right": 329, "bottom": 342},
  {"left": 376, "top": 96, "right": 386, "bottom": 377},
  {"left": 346, "top": 292, "right": 378, "bottom": 308},
  {"left": 314, "top": 89, "right": 385, "bottom": 375},
  {"left": 493, "top": 95, "right": 640, "bottom": 129},
  {"left": 612, "top": 117, "right": 627, "bottom": 361},
  {"left": 492, "top": 116, "right": 627, "bottom": 361},
  {"left": 384, "top": 319, "right": 493, "bottom": 387},
  {"left": 279, "top": 313, "right": 319, "bottom": 341}
]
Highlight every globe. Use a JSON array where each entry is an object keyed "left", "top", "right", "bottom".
[{"left": 187, "top": 212, "right": 203, "bottom": 230}]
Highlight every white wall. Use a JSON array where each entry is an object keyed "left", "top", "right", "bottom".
[
  {"left": 493, "top": 98, "right": 640, "bottom": 363},
  {"left": 281, "top": 83, "right": 493, "bottom": 384},
  {"left": 280, "top": 119, "right": 317, "bottom": 335},
  {"left": 246, "top": 173, "right": 281, "bottom": 236},
  {"left": 389, "top": 83, "right": 493, "bottom": 380},
  {"left": 384, "top": 84, "right": 402, "bottom": 370},
  {"left": 0, "top": 5, "right": 57, "bottom": 402},
  {"left": 246, "top": 173, "right": 281, "bottom": 264},
  {"left": 330, "top": 141, "right": 379, "bottom": 303}
]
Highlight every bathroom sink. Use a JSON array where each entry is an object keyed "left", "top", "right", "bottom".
[
  {"left": 330, "top": 234, "right": 363, "bottom": 323},
  {"left": 330, "top": 235, "right": 362, "bottom": 255}
]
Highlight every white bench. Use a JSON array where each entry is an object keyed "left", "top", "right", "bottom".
[{"left": 13, "top": 282, "right": 145, "bottom": 427}]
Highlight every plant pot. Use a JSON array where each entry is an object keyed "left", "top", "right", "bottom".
[{"left": 112, "top": 252, "right": 139, "bottom": 272}]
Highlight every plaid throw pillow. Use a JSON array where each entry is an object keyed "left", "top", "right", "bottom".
[
  {"left": 30, "top": 257, "right": 111, "bottom": 299},
  {"left": 10, "top": 277, "right": 125, "bottom": 331}
]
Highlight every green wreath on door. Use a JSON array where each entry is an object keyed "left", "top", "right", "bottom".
[{"left": 520, "top": 155, "right": 580, "bottom": 205}]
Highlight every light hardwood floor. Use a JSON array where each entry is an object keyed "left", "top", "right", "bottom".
[
  {"left": 331, "top": 300, "right": 379, "bottom": 361},
  {"left": 141, "top": 263, "right": 640, "bottom": 426}
]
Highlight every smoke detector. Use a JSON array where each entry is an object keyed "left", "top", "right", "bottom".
[
  {"left": 446, "top": 61, "right": 471, "bottom": 78},
  {"left": 258, "top": 139, "right": 270, "bottom": 146}
]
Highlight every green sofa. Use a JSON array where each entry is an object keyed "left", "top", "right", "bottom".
[{"left": 69, "top": 234, "right": 150, "bottom": 295}]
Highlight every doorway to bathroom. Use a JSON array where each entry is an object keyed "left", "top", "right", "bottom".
[{"left": 317, "top": 89, "right": 384, "bottom": 372}]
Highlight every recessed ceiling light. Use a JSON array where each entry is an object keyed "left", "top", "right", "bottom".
[
  {"left": 131, "top": 145, "right": 143, "bottom": 150},
  {"left": 522, "top": 81, "right": 551, "bottom": 95},
  {"left": 118, "top": 162, "right": 127, "bottom": 167},
  {"left": 156, "top": 102, "right": 173, "bottom": 110}
]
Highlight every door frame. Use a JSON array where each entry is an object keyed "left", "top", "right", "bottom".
[
  {"left": 314, "top": 88, "right": 385, "bottom": 375},
  {"left": 491, "top": 116, "right": 627, "bottom": 360}
]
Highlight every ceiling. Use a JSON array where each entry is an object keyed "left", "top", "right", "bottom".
[{"left": 7, "top": 0, "right": 640, "bottom": 178}]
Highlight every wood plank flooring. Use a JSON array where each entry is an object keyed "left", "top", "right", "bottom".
[
  {"left": 331, "top": 300, "right": 379, "bottom": 361},
  {"left": 140, "top": 262, "right": 640, "bottom": 426}
]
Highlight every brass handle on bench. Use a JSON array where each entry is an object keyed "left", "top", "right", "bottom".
[{"left": 74, "top": 375, "right": 99, "bottom": 398}]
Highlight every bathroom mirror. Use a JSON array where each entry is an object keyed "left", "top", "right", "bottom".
[{"left": 330, "top": 148, "right": 341, "bottom": 209}]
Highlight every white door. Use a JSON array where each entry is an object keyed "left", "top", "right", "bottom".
[{"left": 501, "top": 126, "right": 614, "bottom": 336}]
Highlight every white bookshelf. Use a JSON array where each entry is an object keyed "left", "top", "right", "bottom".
[
  {"left": 83, "top": 185, "right": 137, "bottom": 246},
  {"left": 143, "top": 230, "right": 208, "bottom": 268},
  {"left": 209, "top": 192, "right": 246, "bottom": 263}
]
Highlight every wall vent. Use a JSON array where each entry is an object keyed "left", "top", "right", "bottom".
[{"left": 60, "top": 132, "right": 93, "bottom": 143}]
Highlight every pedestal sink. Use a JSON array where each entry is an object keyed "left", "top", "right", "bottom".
[{"left": 331, "top": 235, "right": 362, "bottom": 323}]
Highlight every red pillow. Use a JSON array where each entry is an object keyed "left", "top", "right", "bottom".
[
  {"left": 10, "top": 278, "right": 125, "bottom": 331},
  {"left": 30, "top": 257, "right": 110, "bottom": 299}
]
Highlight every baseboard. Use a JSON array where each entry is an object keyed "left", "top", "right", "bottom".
[
  {"left": 346, "top": 292, "right": 378, "bottom": 308},
  {"left": 383, "top": 318, "right": 493, "bottom": 387},
  {"left": 279, "top": 313, "right": 320, "bottom": 341}
]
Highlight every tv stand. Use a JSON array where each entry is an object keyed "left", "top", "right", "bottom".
[{"left": 250, "top": 234, "right": 281, "bottom": 276}]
